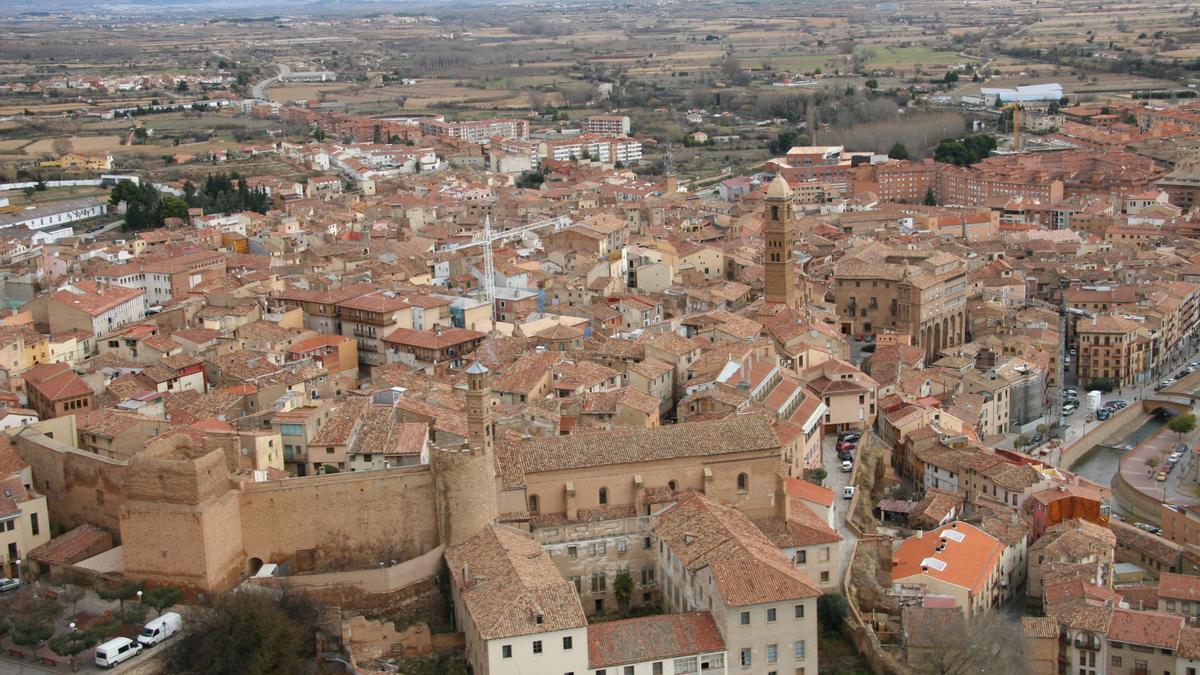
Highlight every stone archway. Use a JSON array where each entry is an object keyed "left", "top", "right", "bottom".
[{"left": 248, "top": 557, "right": 264, "bottom": 575}]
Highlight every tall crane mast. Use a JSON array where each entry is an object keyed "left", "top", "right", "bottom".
[
  {"left": 444, "top": 214, "right": 575, "bottom": 323},
  {"left": 1004, "top": 102, "right": 1021, "bottom": 151}
]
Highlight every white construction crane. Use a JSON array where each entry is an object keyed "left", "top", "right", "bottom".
[{"left": 443, "top": 214, "right": 575, "bottom": 321}]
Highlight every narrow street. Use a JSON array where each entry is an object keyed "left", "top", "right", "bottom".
[{"left": 822, "top": 434, "right": 860, "bottom": 585}]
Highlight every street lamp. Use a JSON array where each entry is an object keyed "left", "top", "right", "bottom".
[
  {"left": 136, "top": 590, "right": 143, "bottom": 603},
  {"left": 68, "top": 622, "right": 76, "bottom": 632}
]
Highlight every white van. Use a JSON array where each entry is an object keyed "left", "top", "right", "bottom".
[
  {"left": 841, "top": 460, "right": 854, "bottom": 473},
  {"left": 138, "top": 612, "right": 182, "bottom": 647},
  {"left": 843, "top": 486, "right": 855, "bottom": 499},
  {"left": 95, "top": 637, "right": 142, "bottom": 668}
]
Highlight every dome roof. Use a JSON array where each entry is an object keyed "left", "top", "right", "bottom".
[{"left": 766, "top": 175, "right": 792, "bottom": 199}]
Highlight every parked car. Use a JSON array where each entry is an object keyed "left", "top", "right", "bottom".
[
  {"left": 1170, "top": 451, "right": 1185, "bottom": 463},
  {"left": 0, "top": 577, "right": 19, "bottom": 593},
  {"left": 1111, "top": 513, "right": 1125, "bottom": 522},
  {"left": 1135, "top": 522, "right": 1161, "bottom": 534},
  {"left": 1174, "top": 443, "right": 1189, "bottom": 453},
  {"left": 842, "top": 486, "right": 855, "bottom": 499},
  {"left": 1155, "top": 383, "right": 1168, "bottom": 391},
  {"left": 837, "top": 440, "right": 857, "bottom": 452},
  {"left": 1064, "top": 388, "right": 1078, "bottom": 396},
  {"left": 841, "top": 460, "right": 854, "bottom": 473},
  {"left": 838, "top": 432, "right": 862, "bottom": 443},
  {"left": 1156, "top": 471, "right": 1169, "bottom": 482},
  {"left": 838, "top": 451, "right": 853, "bottom": 462},
  {"left": 1097, "top": 409, "right": 1112, "bottom": 421},
  {"left": 1029, "top": 433, "right": 1045, "bottom": 445},
  {"left": 1109, "top": 399, "right": 1128, "bottom": 408}
]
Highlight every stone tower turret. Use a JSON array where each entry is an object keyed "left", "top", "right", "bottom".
[
  {"left": 433, "top": 361, "right": 500, "bottom": 547},
  {"left": 763, "top": 175, "right": 796, "bottom": 307}
]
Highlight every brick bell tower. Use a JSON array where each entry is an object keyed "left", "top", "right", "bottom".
[
  {"left": 763, "top": 175, "right": 796, "bottom": 307},
  {"left": 432, "top": 361, "right": 499, "bottom": 546}
]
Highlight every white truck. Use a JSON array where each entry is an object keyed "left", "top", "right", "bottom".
[{"left": 137, "top": 612, "right": 182, "bottom": 648}]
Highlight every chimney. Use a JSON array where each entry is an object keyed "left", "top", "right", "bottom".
[
  {"left": 917, "top": 529, "right": 924, "bottom": 539},
  {"left": 462, "top": 562, "right": 470, "bottom": 584},
  {"left": 684, "top": 533, "right": 696, "bottom": 546}
]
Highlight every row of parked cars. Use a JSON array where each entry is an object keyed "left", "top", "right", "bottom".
[
  {"left": 1154, "top": 360, "right": 1200, "bottom": 391},
  {"left": 1096, "top": 398, "right": 1128, "bottom": 422},
  {"left": 1061, "top": 388, "right": 1080, "bottom": 419},
  {"left": 1154, "top": 442, "right": 1190, "bottom": 483}
]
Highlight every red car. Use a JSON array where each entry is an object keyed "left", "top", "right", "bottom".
[{"left": 837, "top": 440, "right": 857, "bottom": 452}]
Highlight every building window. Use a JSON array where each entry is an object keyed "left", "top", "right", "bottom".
[
  {"left": 820, "top": 571, "right": 830, "bottom": 583},
  {"left": 568, "top": 546, "right": 577, "bottom": 558},
  {"left": 794, "top": 604, "right": 805, "bottom": 619},
  {"left": 624, "top": 667, "right": 634, "bottom": 675},
  {"left": 767, "top": 608, "right": 777, "bottom": 623},
  {"left": 599, "top": 487, "right": 609, "bottom": 505},
  {"left": 767, "top": 644, "right": 778, "bottom": 664},
  {"left": 30, "top": 513, "right": 38, "bottom": 537},
  {"left": 795, "top": 640, "right": 806, "bottom": 660},
  {"left": 737, "top": 473, "right": 748, "bottom": 492},
  {"left": 592, "top": 572, "right": 606, "bottom": 593},
  {"left": 528, "top": 495, "right": 539, "bottom": 514},
  {"left": 740, "top": 648, "right": 752, "bottom": 668},
  {"left": 563, "top": 636, "right": 573, "bottom": 650},
  {"left": 532, "top": 641, "right": 542, "bottom": 655},
  {"left": 795, "top": 550, "right": 807, "bottom": 564},
  {"left": 653, "top": 663, "right": 664, "bottom": 675},
  {"left": 740, "top": 611, "right": 750, "bottom": 625},
  {"left": 502, "top": 645, "right": 512, "bottom": 658}
]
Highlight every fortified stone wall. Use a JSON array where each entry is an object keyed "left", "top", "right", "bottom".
[
  {"left": 239, "top": 465, "right": 439, "bottom": 572},
  {"left": 120, "top": 437, "right": 245, "bottom": 590},
  {"left": 13, "top": 429, "right": 128, "bottom": 535}
]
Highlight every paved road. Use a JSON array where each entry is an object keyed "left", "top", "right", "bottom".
[
  {"left": 250, "top": 64, "right": 287, "bottom": 101},
  {"left": 823, "top": 434, "right": 860, "bottom": 585},
  {"left": 80, "top": 219, "right": 123, "bottom": 240}
]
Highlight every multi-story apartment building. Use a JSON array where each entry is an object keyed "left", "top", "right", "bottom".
[
  {"left": 539, "top": 135, "right": 643, "bottom": 164},
  {"left": 23, "top": 362, "right": 94, "bottom": 420},
  {"left": 446, "top": 525, "right": 589, "bottom": 675},
  {"left": 419, "top": 117, "right": 529, "bottom": 144},
  {"left": 337, "top": 291, "right": 450, "bottom": 370},
  {"left": 584, "top": 115, "right": 631, "bottom": 137},
  {"left": 833, "top": 244, "right": 967, "bottom": 354},
  {"left": 0, "top": 449, "right": 50, "bottom": 580},
  {"left": 1075, "top": 314, "right": 1145, "bottom": 388},
  {"left": 34, "top": 281, "right": 147, "bottom": 338},
  {"left": 654, "top": 492, "right": 820, "bottom": 675},
  {"left": 891, "top": 521, "right": 1005, "bottom": 618},
  {"left": 91, "top": 251, "right": 225, "bottom": 305}
]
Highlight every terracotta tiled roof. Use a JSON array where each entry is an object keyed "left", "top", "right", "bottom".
[
  {"left": 510, "top": 415, "right": 778, "bottom": 474},
  {"left": 444, "top": 525, "right": 586, "bottom": 641},
  {"left": 892, "top": 521, "right": 1003, "bottom": 595},
  {"left": 50, "top": 280, "right": 144, "bottom": 317},
  {"left": 1159, "top": 572, "right": 1200, "bottom": 602},
  {"left": 1107, "top": 608, "right": 1183, "bottom": 649},
  {"left": 655, "top": 492, "right": 821, "bottom": 607},
  {"left": 24, "top": 363, "right": 93, "bottom": 401},
  {"left": 587, "top": 612, "right": 724, "bottom": 668},
  {"left": 1021, "top": 616, "right": 1059, "bottom": 639},
  {"left": 27, "top": 524, "right": 112, "bottom": 566}
]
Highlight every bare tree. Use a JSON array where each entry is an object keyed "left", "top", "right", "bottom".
[
  {"left": 908, "top": 611, "right": 1026, "bottom": 675},
  {"left": 52, "top": 138, "right": 73, "bottom": 156}
]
